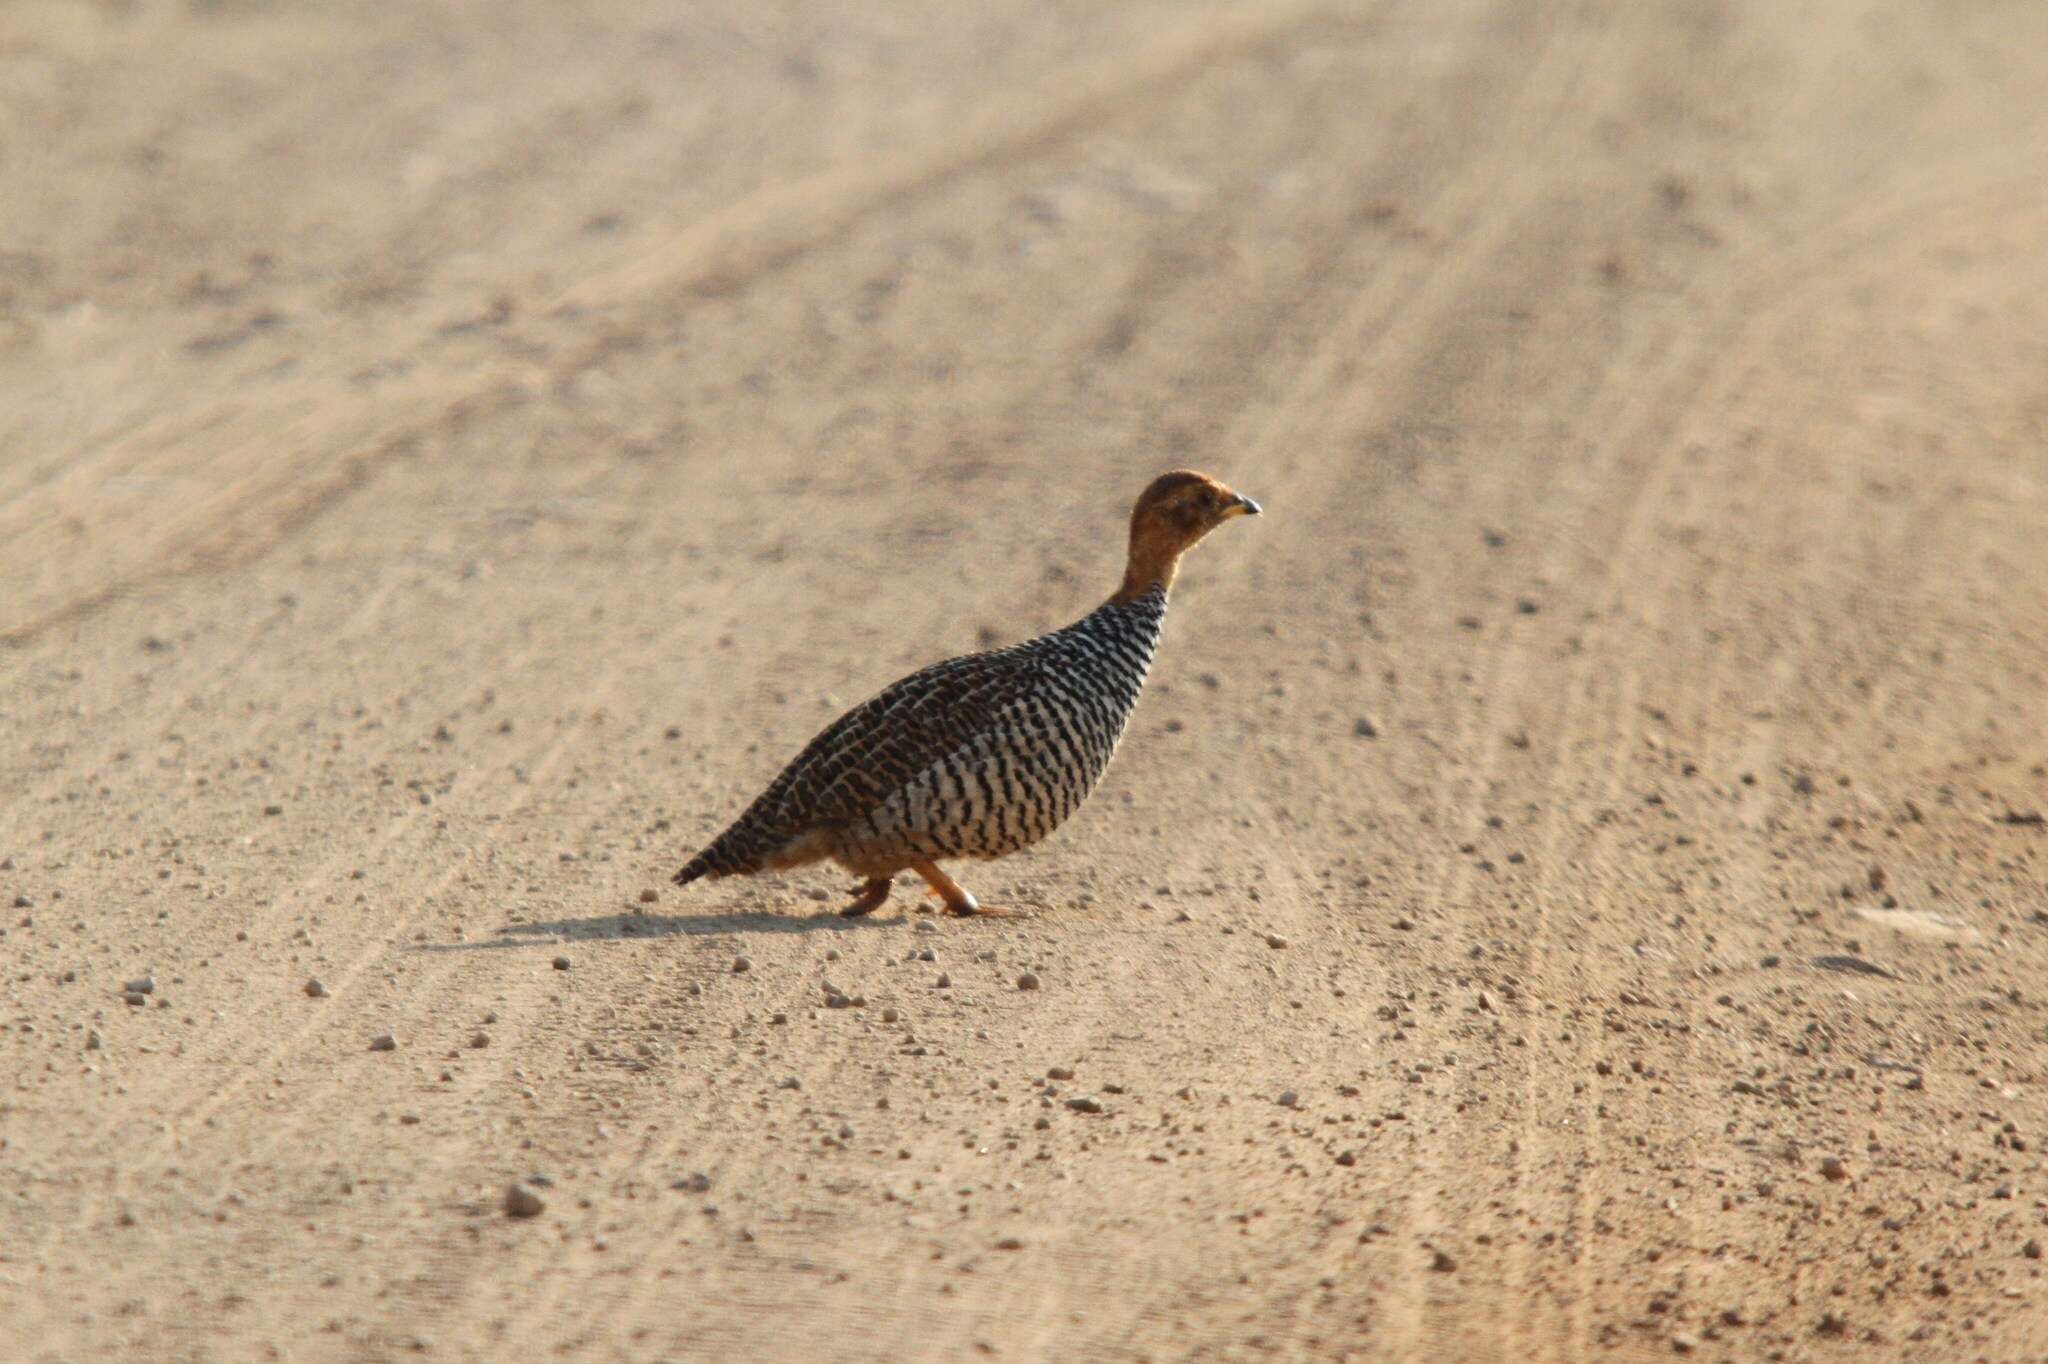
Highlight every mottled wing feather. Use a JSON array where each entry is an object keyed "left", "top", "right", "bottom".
[{"left": 677, "top": 644, "right": 1044, "bottom": 879}]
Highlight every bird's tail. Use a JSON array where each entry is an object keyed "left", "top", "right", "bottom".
[{"left": 672, "top": 826, "right": 760, "bottom": 886}]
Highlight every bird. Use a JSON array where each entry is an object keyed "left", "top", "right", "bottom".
[{"left": 673, "top": 469, "right": 1260, "bottom": 918}]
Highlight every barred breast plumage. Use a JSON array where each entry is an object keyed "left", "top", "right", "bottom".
[{"left": 674, "top": 470, "right": 1259, "bottom": 919}]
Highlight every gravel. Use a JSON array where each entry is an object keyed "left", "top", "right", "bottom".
[{"left": 503, "top": 1183, "right": 546, "bottom": 1218}]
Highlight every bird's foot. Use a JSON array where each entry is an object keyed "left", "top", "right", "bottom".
[
  {"left": 838, "top": 876, "right": 894, "bottom": 918},
  {"left": 912, "top": 861, "right": 1001, "bottom": 917}
]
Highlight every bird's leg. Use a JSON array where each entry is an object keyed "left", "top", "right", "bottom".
[
  {"left": 911, "top": 860, "right": 1005, "bottom": 917},
  {"left": 837, "top": 876, "right": 895, "bottom": 918}
]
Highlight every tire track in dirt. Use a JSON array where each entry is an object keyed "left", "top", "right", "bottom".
[
  {"left": 1491, "top": 168, "right": 2048, "bottom": 1358},
  {"left": 12, "top": 609, "right": 636, "bottom": 1346},
  {"left": 1179, "top": 3, "right": 1662, "bottom": 1352},
  {"left": 0, "top": 2, "right": 1330, "bottom": 654}
]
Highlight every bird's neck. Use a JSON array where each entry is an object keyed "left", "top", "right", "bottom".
[{"left": 1110, "top": 531, "right": 1186, "bottom": 604}]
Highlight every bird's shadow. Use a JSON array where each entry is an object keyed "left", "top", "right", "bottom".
[{"left": 413, "top": 908, "right": 898, "bottom": 953}]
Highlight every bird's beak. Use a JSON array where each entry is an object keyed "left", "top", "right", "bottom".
[{"left": 1222, "top": 493, "right": 1261, "bottom": 519}]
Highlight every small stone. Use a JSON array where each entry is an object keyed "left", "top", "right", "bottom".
[
  {"left": 2024, "top": 1238, "right": 2042, "bottom": 1260},
  {"left": 1671, "top": 1332, "right": 1700, "bottom": 1354},
  {"left": 914, "top": 920, "right": 938, "bottom": 935},
  {"left": 935, "top": 973, "right": 951, "bottom": 989},
  {"left": 1265, "top": 933, "right": 1289, "bottom": 950},
  {"left": 1064, "top": 1095, "right": 1103, "bottom": 1114},
  {"left": 638, "top": 889, "right": 659, "bottom": 904},
  {"left": 122, "top": 991, "right": 148, "bottom": 1008},
  {"left": 731, "top": 956, "right": 751, "bottom": 974},
  {"left": 469, "top": 1031, "right": 490, "bottom": 1048},
  {"left": 1353, "top": 716, "right": 1379, "bottom": 739},
  {"left": 1392, "top": 917, "right": 1415, "bottom": 931},
  {"left": 881, "top": 1007, "right": 900, "bottom": 1023},
  {"left": 994, "top": 1237, "right": 1025, "bottom": 1251},
  {"left": 672, "top": 1172, "right": 712, "bottom": 1193},
  {"left": 1820, "top": 1156, "right": 1849, "bottom": 1182},
  {"left": 304, "top": 979, "right": 328, "bottom": 999},
  {"left": 369, "top": 1033, "right": 397, "bottom": 1052},
  {"left": 1047, "top": 1066, "right": 1075, "bottom": 1080},
  {"left": 123, "top": 976, "right": 155, "bottom": 996},
  {"left": 85, "top": 1030, "right": 102, "bottom": 1050},
  {"left": 1277, "top": 1090, "right": 1300, "bottom": 1109},
  {"left": 552, "top": 956, "right": 571, "bottom": 971},
  {"left": 503, "top": 1183, "right": 546, "bottom": 1218},
  {"left": 263, "top": 803, "right": 284, "bottom": 816},
  {"left": 1016, "top": 972, "right": 1040, "bottom": 991},
  {"left": 1430, "top": 1249, "right": 1456, "bottom": 1272},
  {"left": 1335, "top": 1149, "right": 1357, "bottom": 1166}
]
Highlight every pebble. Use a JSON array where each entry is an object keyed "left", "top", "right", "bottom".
[
  {"left": 1277, "top": 1090, "right": 1300, "bottom": 1109},
  {"left": 469, "top": 1031, "right": 490, "bottom": 1049},
  {"left": 1048, "top": 1066, "right": 1075, "bottom": 1080},
  {"left": 935, "top": 973, "right": 952, "bottom": 989},
  {"left": 2024, "top": 1238, "right": 2042, "bottom": 1260},
  {"left": 304, "top": 979, "right": 328, "bottom": 999},
  {"left": 122, "top": 991, "right": 148, "bottom": 1007},
  {"left": 1430, "top": 1249, "right": 1456, "bottom": 1272},
  {"left": 639, "top": 889, "right": 659, "bottom": 904},
  {"left": 1671, "top": 1332, "right": 1700, "bottom": 1353},
  {"left": 1265, "top": 933, "right": 1289, "bottom": 950},
  {"left": 369, "top": 1033, "right": 397, "bottom": 1052},
  {"left": 123, "top": 976, "right": 155, "bottom": 996},
  {"left": 881, "top": 1008, "right": 900, "bottom": 1023},
  {"left": 1353, "top": 716, "right": 1380, "bottom": 739},
  {"left": 732, "top": 956, "right": 751, "bottom": 974},
  {"left": 914, "top": 920, "right": 938, "bottom": 935},
  {"left": 1064, "top": 1095, "right": 1103, "bottom": 1114},
  {"left": 86, "top": 1030, "right": 102, "bottom": 1050},
  {"left": 994, "top": 1237, "right": 1025, "bottom": 1251},
  {"left": 1016, "top": 972, "right": 1041, "bottom": 991},
  {"left": 503, "top": 1183, "right": 546, "bottom": 1219},
  {"left": 1820, "top": 1156, "right": 1849, "bottom": 1182},
  {"left": 552, "top": 956, "right": 571, "bottom": 971}
]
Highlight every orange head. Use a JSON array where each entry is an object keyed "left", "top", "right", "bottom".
[{"left": 1113, "top": 470, "right": 1261, "bottom": 603}]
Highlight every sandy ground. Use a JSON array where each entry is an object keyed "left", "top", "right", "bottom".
[{"left": 5, "top": 1, "right": 2048, "bottom": 1360}]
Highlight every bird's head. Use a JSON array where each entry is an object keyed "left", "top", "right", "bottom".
[{"left": 1115, "top": 469, "right": 1260, "bottom": 602}]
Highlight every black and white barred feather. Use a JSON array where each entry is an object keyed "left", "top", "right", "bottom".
[{"left": 674, "top": 583, "right": 1168, "bottom": 884}]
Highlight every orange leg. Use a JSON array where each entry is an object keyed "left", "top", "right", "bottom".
[
  {"left": 837, "top": 876, "right": 895, "bottom": 918},
  {"left": 911, "top": 860, "right": 1005, "bottom": 917}
]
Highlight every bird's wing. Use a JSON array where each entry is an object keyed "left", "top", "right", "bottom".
[{"left": 716, "top": 644, "right": 1047, "bottom": 858}]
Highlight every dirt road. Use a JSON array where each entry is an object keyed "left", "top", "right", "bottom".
[{"left": 6, "top": 2, "right": 2048, "bottom": 1359}]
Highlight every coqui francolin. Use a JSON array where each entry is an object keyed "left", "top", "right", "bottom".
[{"left": 674, "top": 470, "right": 1260, "bottom": 918}]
